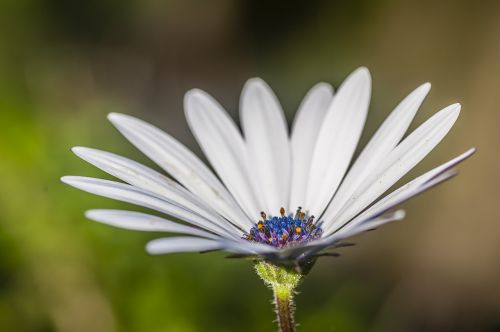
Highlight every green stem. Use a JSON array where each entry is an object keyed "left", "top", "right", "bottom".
[
  {"left": 255, "top": 261, "right": 302, "bottom": 332},
  {"left": 273, "top": 283, "right": 296, "bottom": 332}
]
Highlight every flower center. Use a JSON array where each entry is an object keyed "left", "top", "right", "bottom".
[{"left": 243, "top": 207, "right": 323, "bottom": 248}]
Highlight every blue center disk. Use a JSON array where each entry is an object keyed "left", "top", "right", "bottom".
[{"left": 243, "top": 208, "right": 323, "bottom": 248}]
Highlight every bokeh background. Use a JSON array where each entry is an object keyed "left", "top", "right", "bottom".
[{"left": 0, "top": 0, "right": 499, "bottom": 331}]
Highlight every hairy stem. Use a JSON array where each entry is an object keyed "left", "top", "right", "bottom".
[
  {"left": 255, "top": 261, "right": 302, "bottom": 332},
  {"left": 273, "top": 283, "right": 296, "bottom": 332}
]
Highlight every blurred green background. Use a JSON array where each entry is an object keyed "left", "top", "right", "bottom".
[{"left": 0, "top": 0, "right": 499, "bottom": 331}]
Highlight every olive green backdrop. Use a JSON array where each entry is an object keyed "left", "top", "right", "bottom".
[{"left": 0, "top": 0, "right": 498, "bottom": 331}]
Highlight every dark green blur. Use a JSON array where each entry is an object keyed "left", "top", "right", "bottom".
[{"left": 1, "top": 0, "right": 499, "bottom": 331}]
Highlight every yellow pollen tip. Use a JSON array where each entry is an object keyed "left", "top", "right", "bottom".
[
  {"left": 280, "top": 207, "right": 285, "bottom": 217},
  {"left": 295, "top": 227, "right": 301, "bottom": 234}
]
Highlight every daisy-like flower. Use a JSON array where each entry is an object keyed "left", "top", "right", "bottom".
[{"left": 62, "top": 67, "right": 473, "bottom": 332}]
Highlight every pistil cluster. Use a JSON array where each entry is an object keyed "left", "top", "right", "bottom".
[{"left": 243, "top": 207, "right": 323, "bottom": 248}]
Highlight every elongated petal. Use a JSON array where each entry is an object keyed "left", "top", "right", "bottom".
[
  {"left": 240, "top": 78, "right": 291, "bottom": 214},
  {"left": 185, "top": 89, "right": 261, "bottom": 223},
  {"left": 146, "top": 237, "right": 224, "bottom": 254},
  {"left": 107, "top": 113, "right": 249, "bottom": 227},
  {"left": 329, "top": 148, "right": 475, "bottom": 235},
  {"left": 332, "top": 209, "right": 406, "bottom": 243},
  {"left": 342, "top": 170, "right": 456, "bottom": 234},
  {"left": 289, "top": 83, "right": 334, "bottom": 212},
  {"left": 321, "top": 83, "right": 431, "bottom": 225},
  {"left": 61, "top": 176, "right": 239, "bottom": 239},
  {"left": 323, "top": 103, "right": 461, "bottom": 233},
  {"left": 72, "top": 147, "right": 228, "bottom": 228},
  {"left": 146, "top": 236, "right": 273, "bottom": 255},
  {"left": 343, "top": 210, "right": 406, "bottom": 235},
  {"left": 305, "top": 68, "right": 371, "bottom": 217},
  {"left": 85, "top": 209, "right": 220, "bottom": 239},
  {"left": 311, "top": 210, "right": 407, "bottom": 253},
  {"left": 276, "top": 210, "right": 407, "bottom": 263}
]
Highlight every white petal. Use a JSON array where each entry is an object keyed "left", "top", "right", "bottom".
[
  {"left": 321, "top": 83, "right": 430, "bottom": 225},
  {"left": 61, "top": 176, "right": 240, "bottom": 239},
  {"left": 336, "top": 210, "right": 407, "bottom": 237},
  {"left": 346, "top": 210, "right": 406, "bottom": 234},
  {"left": 72, "top": 147, "right": 229, "bottom": 228},
  {"left": 305, "top": 67, "right": 371, "bottom": 217},
  {"left": 289, "top": 83, "right": 334, "bottom": 212},
  {"left": 312, "top": 210, "right": 407, "bottom": 253},
  {"left": 146, "top": 236, "right": 272, "bottom": 255},
  {"left": 344, "top": 170, "right": 456, "bottom": 232},
  {"left": 240, "top": 78, "right": 291, "bottom": 214},
  {"left": 280, "top": 210, "right": 407, "bottom": 262},
  {"left": 323, "top": 103, "right": 461, "bottom": 234},
  {"left": 107, "top": 113, "right": 249, "bottom": 228},
  {"left": 329, "top": 148, "right": 475, "bottom": 235},
  {"left": 146, "top": 237, "right": 223, "bottom": 254},
  {"left": 336, "top": 209, "right": 406, "bottom": 241},
  {"left": 85, "top": 209, "right": 220, "bottom": 239},
  {"left": 184, "top": 89, "right": 261, "bottom": 223}
]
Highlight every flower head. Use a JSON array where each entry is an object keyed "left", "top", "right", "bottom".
[
  {"left": 62, "top": 67, "right": 474, "bottom": 270},
  {"left": 244, "top": 207, "right": 323, "bottom": 248}
]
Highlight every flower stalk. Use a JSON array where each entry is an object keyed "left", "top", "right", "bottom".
[
  {"left": 255, "top": 261, "right": 302, "bottom": 332},
  {"left": 273, "top": 282, "right": 296, "bottom": 332}
]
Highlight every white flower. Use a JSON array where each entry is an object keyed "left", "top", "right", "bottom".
[{"left": 62, "top": 67, "right": 474, "bottom": 267}]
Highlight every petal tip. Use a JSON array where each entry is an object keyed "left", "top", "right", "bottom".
[
  {"left": 353, "top": 66, "right": 371, "bottom": 81},
  {"left": 60, "top": 175, "right": 74, "bottom": 185},
  {"left": 246, "top": 77, "right": 265, "bottom": 84},
  {"left": 313, "top": 82, "right": 334, "bottom": 95},
  {"left": 419, "top": 82, "right": 432, "bottom": 93},
  {"left": 356, "top": 66, "right": 370, "bottom": 73},
  {"left": 184, "top": 88, "right": 212, "bottom": 110},
  {"left": 71, "top": 146, "right": 87, "bottom": 155},
  {"left": 438, "top": 103, "right": 461, "bottom": 120},
  {"left": 108, "top": 112, "right": 134, "bottom": 126},
  {"left": 394, "top": 210, "right": 406, "bottom": 220},
  {"left": 184, "top": 88, "right": 204, "bottom": 101},
  {"left": 243, "top": 77, "right": 269, "bottom": 94},
  {"left": 145, "top": 240, "right": 161, "bottom": 255},
  {"left": 84, "top": 209, "right": 98, "bottom": 220},
  {"left": 451, "top": 103, "right": 462, "bottom": 118},
  {"left": 107, "top": 112, "right": 121, "bottom": 122},
  {"left": 341, "top": 67, "right": 371, "bottom": 92}
]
